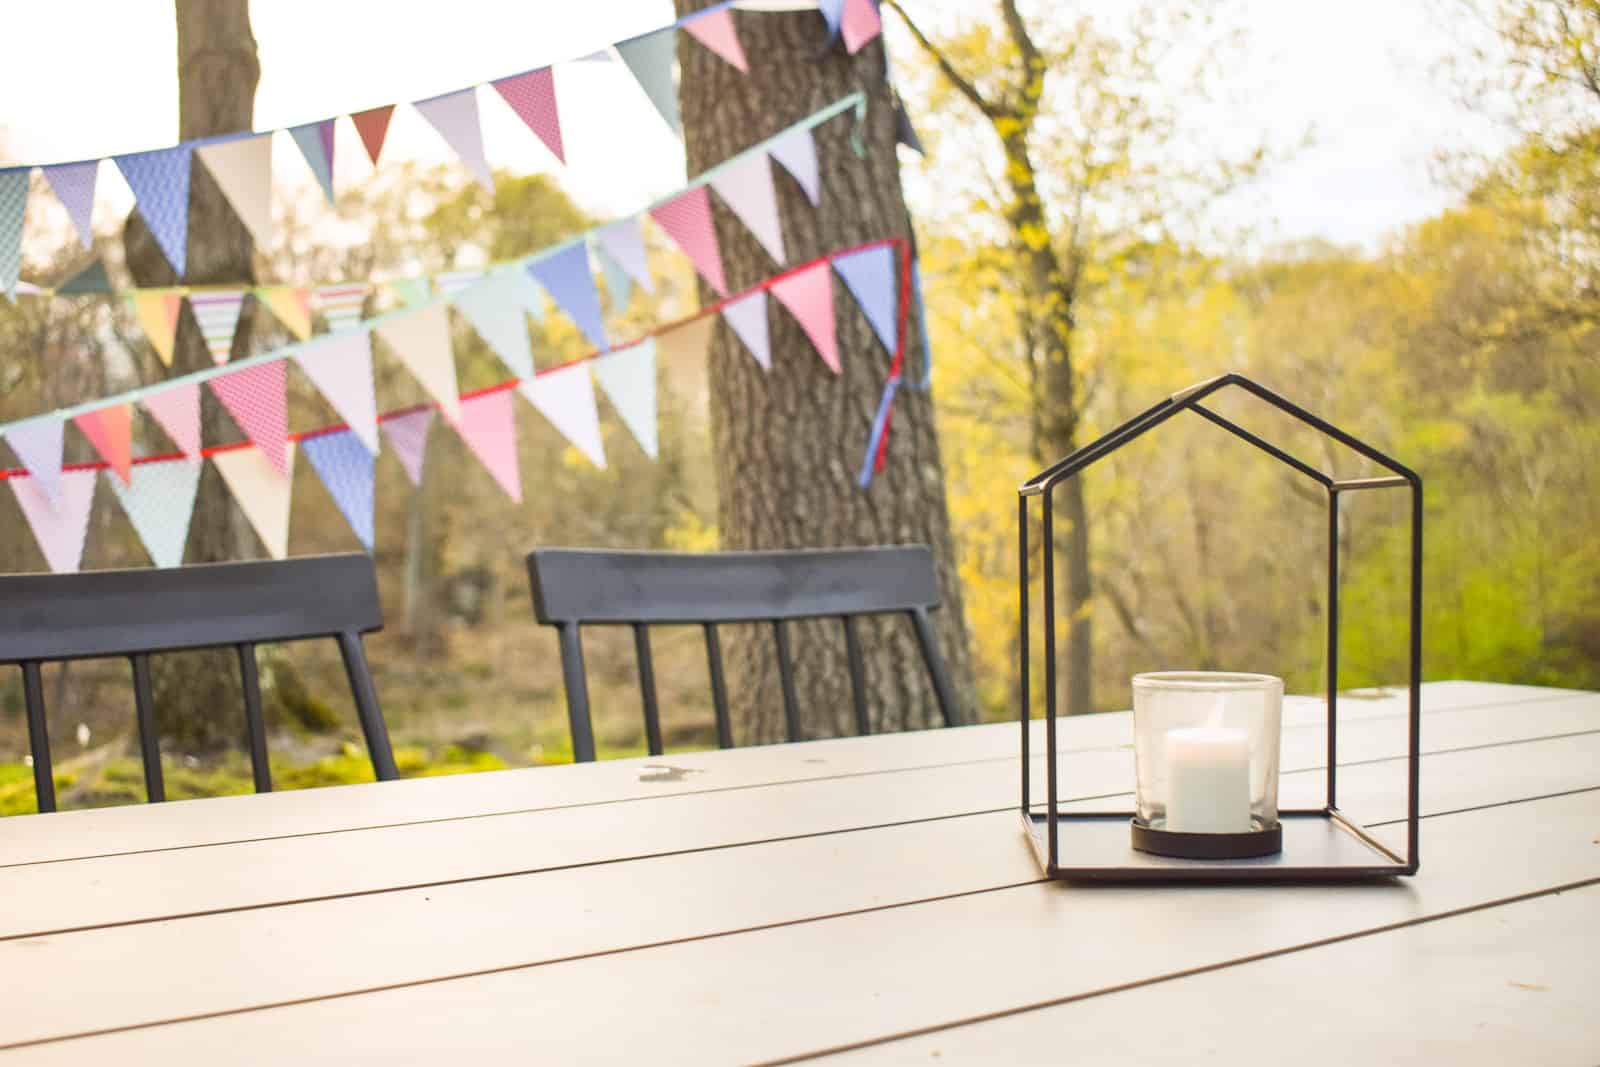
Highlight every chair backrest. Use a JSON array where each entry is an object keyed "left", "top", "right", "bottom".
[
  {"left": 527, "top": 545, "right": 961, "bottom": 762},
  {"left": 0, "top": 554, "right": 398, "bottom": 812}
]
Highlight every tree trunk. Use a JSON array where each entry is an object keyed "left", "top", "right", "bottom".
[
  {"left": 123, "top": 0, "right": 261, "bottom": 751},
  {"left": 674, "top": 3, "right": 976, "bottom": 739}
]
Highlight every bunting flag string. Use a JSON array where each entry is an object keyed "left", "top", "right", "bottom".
[
  {"left": 1, "top": 2, "right": 874, "bottom": 293},
  {"left": 0, "top": 237, "right": 911, "bottom": 571}
]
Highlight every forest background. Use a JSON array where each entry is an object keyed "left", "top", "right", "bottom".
[{"left": 0, "top": 0, "right": 1594, "bottom": 812}]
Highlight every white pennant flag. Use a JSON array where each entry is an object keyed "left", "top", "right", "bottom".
[
  {"left": 518, "top": 363, "right": 606, "bottom": 469},
  {"left": 769, "top": 128, "right": 821, "bottom": 206},
  {"left": 710, "top": 153, "right": 786, "bottom": 264},
  {"left": 196, "top": 134, "right": 274, "bottom": 248},
  {"left": 376, "top": 303, "right": 461, "bottom": 419},
  {"left": 213, "top": 442, "right": 296, "bottom": 560},
  {"left": 591, "top": 339, "right": 658, "bottom": 459},
  {"left": 295, "top": 331, "right": 381, "bottom": 454}
]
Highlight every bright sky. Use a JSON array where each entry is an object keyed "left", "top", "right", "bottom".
[{"left": 0, "top": 0, "right": 1497, "bottom": 261}]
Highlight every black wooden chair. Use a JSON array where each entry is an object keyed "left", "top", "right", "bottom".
[
  {"left": 0, "top": 553, "right": 399, "bottom": 812},
  {"left": 526, "top": 545, "right": 962, "bottom": 762}
]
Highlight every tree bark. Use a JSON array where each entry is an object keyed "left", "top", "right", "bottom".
[
  {"left": 674, "top": 3, "right": 976, "bottom": 739},
  {"left": 123, "top": 0, "right": 261, "bottom": 751}
]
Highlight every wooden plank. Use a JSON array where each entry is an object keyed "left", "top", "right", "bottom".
[
  {"left": 3, "top": 788, "right": 1595, "bottom": 1064},
  {"left": 0, "top": 688, "right": 1590, "bottom": 940},
  {"left": 822, "top": 885, "right": 1600, "bottom": 1066},
  {"left": 0, "top": 734, "right": 1594, "bottom": 1051},
  {"left": 0, "top": 681, "right": 1564, "bottom": 866}
]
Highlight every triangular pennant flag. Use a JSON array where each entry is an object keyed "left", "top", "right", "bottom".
[
  {"left": 209, "top": 360, "right": 290, "bottom": 477},
  {"left": 491, "top": 68, "right": 565, "bottom": 164},
  {"left": 302, "top": 429, "right": 375, "bottom": 550},
  {"left": 769, "top": 128, "right": 821, "bottom": 206},
  {"left": 771, "top": 262, "right": 840, "bottom": 373},
  {"left": 295, "top": 331, "right": 380, "bottom": 454},
  {"left": 894, "top": 92, "right": 926, "bottom": 155},
  {"left": 910, "top": 259, "right": 932, "bottom": 386},
  {"left": 5, "top": 419, "right": 64, "bottom": 502},
  {"left": 42, "top": 160, "right": 98, "bottom": 249},
  {"left": 617, "top": 28, "right": 681, "bottom": 134},
  {"left": 414, "top": 89, "right": 494, "bottom": 192},
  {"left": 212, "top": 442, "right": 295, "bottom": 559},
  {"left": 314, "top": 283, "right": 370, "bottom": 332},
  {"left": 721, "top": 289, "right": 771, "bottom": 370},
  {"left": 683, "top": 8, "right": 750, "bottom": 72},
  {"left": 105, "top": 459, "right": 201, "bottom": 568},
  {"left": 10, "top": 468, "right": 96, "bottom": 573},
  {"left": 376, "top": 302, "right": 461, "bottom": 419},
  {"left": 196, "top": 134, "right": 273, "bottom": 248},
  {"left": 819, "top": 0, "right": 847, "bottom": 37},
  {"left": 454, "top": 272, "right": 536, "bottom": 381},
  {"left": 352, "top": 105, "right": 395, "bottom": 165},
  {"left": 841, "top": 0, "right": 883, "bottom": 53},
  {"left": 592, "top": 340, "right": 658, "bottom": 459},
  {"left": 388, "top": 277, "right": 430, "bottom": 307},
  {"left": 452, "top": 389, "right": 522, "bottom": 501},
  {"left": 433, "top": 268, "right": 484, "bottom": 296},
  {"left": 381, "top": 407, "right": 434, "bottom": 487},
  {"left": 189, "top": 289, "right": 247, "bottom": 365},
  {"left": 832, "top": 245, "right": 898, "bottom": 354},
  {"left": 519, "top": 364, "right": 605, "bottom": 469},
  {"left": 257, "top": 286, "right": 312, "bottom": 340},
  {"left": 650, "top": 187, "right": 728, "bottom": 295},
  {"left": 58, "top": 259, "right": 111, "bottom": 295},
  {"left": 710, "top": 153, "right": 786, "bottom": 264},
  {"left": 290, "top": 121, "right": 336, "bottom": 203},
  {"left": 132, "top": 290, "right": 183, "bottom": 365},
  {"left": 596, "top": 217, "right": 654, "bottom": 295},
  {"left": 655, "top": 314, "right": 717, "bottom": 368},
  {"left": 594, "top": 242, "right": 634, "bottom": 312},
  {"left": 114, "top": 145, "right": 193, "bottom": 275},
  {"left": 142, "top": 382, "right": 202, "bottom": 462},
  {"left": 527, "top": 243, "right": 608, "bottom": 350},
  {"left": 0, "top": 169, "right": 28, "bottom": 300},
  {"left": 74, "top": 404, "right": 133, "bottom": 484}
]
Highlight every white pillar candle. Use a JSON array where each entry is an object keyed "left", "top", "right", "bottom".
[{"left": 1164, "top": 725, "right": 1252, "bottom": 834}]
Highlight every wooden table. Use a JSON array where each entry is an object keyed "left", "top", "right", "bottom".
[{"left": 0, "top": 680, "right": 1595, "bottom": 1064}]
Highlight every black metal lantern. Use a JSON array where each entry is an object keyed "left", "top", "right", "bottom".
[{"left": 1018, "top": 373, "right": 1422, "bottom": 881}]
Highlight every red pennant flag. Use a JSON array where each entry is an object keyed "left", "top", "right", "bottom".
[
  {"left": 770, "top": 262, "right": 840, "bottom": 373},
  {"left": 650, "top": 187, "right": 728, "bottom": 296},
  {"left": 74, "top": 404, "right": 133, "bottom": 484},
  {"left": 492, "top": 69, "right": 565, "bottom": 164},
  {"left": 352, "top": 105, "right": 395, "bottom": 165},
  {"left": 209, "top": 361, "right": 290, "bottom": 477}
]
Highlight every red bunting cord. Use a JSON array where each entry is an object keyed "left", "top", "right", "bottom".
[{"left": 0, "top": 236, "right": 911, "bottom": 482}]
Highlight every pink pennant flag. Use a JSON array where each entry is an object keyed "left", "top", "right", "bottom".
[
  {"left": 295, "top": 332, "right": 380, "bottom": 454},
  {"left": 415, "top": 89, "right": 495, "bottom": 192},
  {"left": 209, "top": 361, "right": 290, "bottom": 477},
  {"left": 650, "top": 187, "right": 728, "bottom": 296},
  {"left": 5, "top": 419, "right": 64, "bottom": 502},
  {"left": 381, "top": 407, "right": 434, "bottom": 487},
  {"left": 492, "top": 68, "right": 565, "bottom": 164},
  {"left": 376, "top": 303, "right": 461, "bottom": 420},
  {"left": 212, "top": 442, "right": 296, "bottom": 559},
  {"left": 770, "top": 262, "right": 840, "bottom": 373},
  {"left": 710, "top": 153, "right": 786, "bottom": 264},
  {"left": 142, "top": 382, "right": 202, "bottom": 461},
  {"left": 683, "top": 8, "right": 750, "bottom": 72},
  {"left": 841, "top": 0, "right": 883, "bottom": 54},
  {"left": 450, "top": 389, "right": 522, "bottom": 502},
  {"left": 10, "top": 467, "right": 97, "bottom": 573},
  {"left": 519, "top": 363, "right": 605, "bottom": 470},
  {"left": 74, "top": 404, "right": 133, "bottom": 484}
]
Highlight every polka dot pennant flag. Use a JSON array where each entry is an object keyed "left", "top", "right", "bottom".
[
  {"left": 770, "top": 261, "right": 840, "bottom": 374},
  {"left": 650, "top": 186, "right": 728, "bottom": 296},
  {"left": 114, "top": 144, "right": 193, "bottom": 276},
  {"left": 302, "top": 429, "right": 375, "bottom": 551},
  {"left": 42, "top": 160, "right": 99, "bottom": 249},
  {"left": 491, "top": 68, "right": 565, "bottom": 164},
  {"left": 0, "top": 169, "right": 28, "bottom": 300},
  {"left": 10, "top": 467, "right": 97, "bottom": 573},
  {"left": 141, "top": 382, "right": 202, "bottom": 462},
  {"left": 209, "top": 360, "right": 290, "bottom": 478},
  {"left": 380, "top": 407, "right": 434, "bottom": 488},
  {"left": 104, "top": 458, "right": 201, "bottom": 568}
]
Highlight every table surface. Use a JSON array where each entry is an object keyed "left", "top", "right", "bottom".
[{"left": 0, "top": 680, "right": 1595, "bottom": 1065}]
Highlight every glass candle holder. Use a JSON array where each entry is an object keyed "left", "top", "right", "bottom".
[{"left": 1131, "top": 672, "right": 1284, "bottom": 859}]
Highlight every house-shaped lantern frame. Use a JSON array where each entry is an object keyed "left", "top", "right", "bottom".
[{"left": 1018, "top": 373, "right": 1421, "bottom": 881}]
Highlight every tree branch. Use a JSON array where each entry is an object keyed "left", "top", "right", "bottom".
[
  {"left": 882, "top": 0, "right": 1003, "bottom": 119},
  {"left": 1000, "top": 0, "right": 1044, "bottom": 109}
]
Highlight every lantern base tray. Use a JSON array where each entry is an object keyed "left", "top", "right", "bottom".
[
  {"left": 1131, "top": 817, "right": 1282, "bottom": 859},
  {"left": 1023, "top": 808, "right": 1414, "bottom": 882}
]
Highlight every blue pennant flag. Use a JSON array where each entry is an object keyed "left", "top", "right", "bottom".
[
  {"left": 528, "top": 243, "right": 609, "bottom": 351},
  {"left": 302, "top": 429, "right": 375, "bottom": 550},
  {"left": 114, "top": 145, "right": 193, "bottom": 275},
  {"left": 454, "top": 270, "right": 537, "bottom": 380},
  {"left": 832, "top": 245, "right": 898, "bottom": 355},
  {"left": 617, "top": 28, "right": 681, "bottom": 135}
]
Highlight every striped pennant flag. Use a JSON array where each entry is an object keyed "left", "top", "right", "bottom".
[
  {"left": 189, "top": 290, "right": 247, "bottom": 365},
  {"left": 314, "top": 283, "right": 370, "bottom": 333}
]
